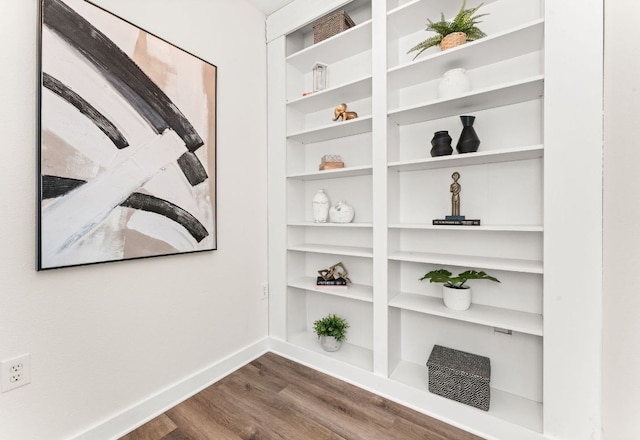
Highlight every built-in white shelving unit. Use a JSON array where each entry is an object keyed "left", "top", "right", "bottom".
[{"left": 267, "top": 0, "right": 604, "bottom": 438}]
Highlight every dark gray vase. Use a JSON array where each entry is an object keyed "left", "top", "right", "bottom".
[
  {"left": 456, "top": 115, "right": 480, "bottom": 154},
  {"left": 430, "top": 131, "right": 453, "bottom": 157}
]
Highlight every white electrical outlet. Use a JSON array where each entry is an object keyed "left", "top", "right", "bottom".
[
  {"left": 261, "top": 282, "right": 269, "bottom": 300},
  {"left": 1, "top": 354, "right": 31, "bottom": 392}
]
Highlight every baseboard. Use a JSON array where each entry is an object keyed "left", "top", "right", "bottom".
[
  {"left": 72, "top": 337, "right": 545, "bottom": 440},
  {"left": 73, "top": 337, "right": 271, "bottom": 440}
]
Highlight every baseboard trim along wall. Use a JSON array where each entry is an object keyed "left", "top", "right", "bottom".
[
  {"left": 72, "top": 338, "right": 271, "bottom": 440},
  {"left": 73, "top": 337, "right": 547, "bottom": 440}
]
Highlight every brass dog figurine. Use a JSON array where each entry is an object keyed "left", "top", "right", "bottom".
[{"left": 332, "top": 103, "right": 358, "bottom": 122}]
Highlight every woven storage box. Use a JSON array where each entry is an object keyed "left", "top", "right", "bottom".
[
  {"left": 427, "top": 345, "right": 491, "bottom": 411},
  {"left": 313, "top": 10, "right": 356, "bottom": 44}
]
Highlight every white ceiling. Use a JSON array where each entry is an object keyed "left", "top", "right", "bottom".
[{"left": 247, "top": 0, "right": 294, "bottom": 15}]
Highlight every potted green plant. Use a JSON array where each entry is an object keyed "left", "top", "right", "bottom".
[
  {"left": 419, "top": 269, "right": 500, "bottom": 311},
  {"left": 408, "top": 0, "right": 488, "bottom": 59},
  {"left": 313, "top": 313, "right": 349, "bottom": 352}
]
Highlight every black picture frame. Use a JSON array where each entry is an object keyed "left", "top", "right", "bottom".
[{"left": 38, "top": 0, "right": 217, "bottom": 270}]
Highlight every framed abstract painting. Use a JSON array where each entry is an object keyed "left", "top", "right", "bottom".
[{"left": 38, "top": 0, "right": 217, "bottom": 270}]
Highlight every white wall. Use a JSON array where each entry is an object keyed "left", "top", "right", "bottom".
[
  {"left": 0, "top": 1, "right": 268, "bottom": 439},
  {"left": 603, "top": 2, "right": 640, "bottom": 439}
]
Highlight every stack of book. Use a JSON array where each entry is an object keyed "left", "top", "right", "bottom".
[{"left": 316, "top": 276, "right": 348, "bottom": 290}]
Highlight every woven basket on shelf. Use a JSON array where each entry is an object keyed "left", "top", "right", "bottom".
[
  {"left": 313, "top": 10, "right": 356, "bottom": 44},
  {"left": 440, "top": 32, "right": 467, "bottom": 51}
]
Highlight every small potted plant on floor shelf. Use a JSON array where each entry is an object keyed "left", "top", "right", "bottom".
[
  {"left": 420, "top": 269, "right": 500, "bottom": 311},
  {"left": 313, "top": 314, "right": 349, "bottom": 352},
  {"left": 408, "top": 0, "right": 488, "bottom": 59}
]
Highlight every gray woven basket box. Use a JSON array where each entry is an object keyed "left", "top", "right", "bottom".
[
  {"left": 313, "top": 9, "right": 356, "bottom": 44},
  {"left": 427, "top": 345, "right": 491, "bottom": 411}
]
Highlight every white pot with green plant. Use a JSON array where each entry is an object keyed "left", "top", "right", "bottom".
[
  {"left": 419, "top": 269, "right": 500, "bottom": 311},
  {"left": 313, "top": 314, "right": 349, "bottom": 352},
  {"left": 407, "top": 0, "right": 488, "bottom": 59}
]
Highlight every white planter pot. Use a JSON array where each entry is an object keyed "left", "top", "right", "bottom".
[
  {"left": 319, "top": 335, "right": 342, "bottom": 352},
  {"left": 442, "top": 285, "right": 471, "bottom": 311}
]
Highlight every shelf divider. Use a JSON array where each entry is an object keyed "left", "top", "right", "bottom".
[
  {"left": 389, "top": 292, "right": 543, "bottom": 336},
  {"left": 288, "top": 331, "right": 374, "bottom": 372},
  {"left": 289, "top": 276, "right": 374, "bottom": 303},
  {"left": 389, "top": 251, "right": 542, "bottom": 274},
  {"left": 388, "top": 76, "right": 544, "bottom": 126}
]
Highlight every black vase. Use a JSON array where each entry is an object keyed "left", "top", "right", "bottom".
[
  {"left": 456, "top": 115, "right": 480, "bottom": 154},
  {"left": 430, "top": 131, "right": 453, "bottom": 157}
]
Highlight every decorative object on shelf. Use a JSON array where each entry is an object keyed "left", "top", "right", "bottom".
[
  {"left": 456, "top": 115, "right": 481, "bottom": 153},
  {"left": 430, "top": 131, "right": 453, "bottom": 157},
  {"left": 332, "top": 103, "right": 358, "bottom": 122},
  {"left": 312, "top": 62, "right": 328, "bottom": 92},
  {"left": 312, "top": 189, "right": 330, "bottom": 223},
  {"left": 427, "top": 345, "right": 491, "bottom": 411},
  {"left": 317, "top": 262, "right": 350, "bottom": 290},
  {"left": 437, "top": 68, "right": 471, "bottom": 99},
  {"left": 38, "top": 0, "right": 217, "bottom": 270},
  {"left": 419, "top": 269, "right": 500, "bottom": 311},
  {"left": 319, "top": 154, "right": 344, "bottom": 171},
  {"left": 407, "top": 0, "right": 488, "bottom": 59},
  {"left": 329, "top": 201, "right": 355, "bottom": 223},
  {"left": 433, "top": 172, "right": 481, "bottom": 226},
  {"left": 317, "top": 262, "right": 352, "bottom": 287},
  {"left": 313, "top": 313, "right": 349, "bottom": 352},
  {"left": 450, "top": 171, "right": 462, "bottom": 217},
  {"left": 313, "top": 9, "right": 355, "bottom": 44}
]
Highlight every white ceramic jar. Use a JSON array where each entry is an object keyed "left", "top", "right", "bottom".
[
  {"left": 329, "top": 201, "right": 355, "bottom": 223},
  {"left": 437, "top": 68, "right": 472, "bottom": 99},
  {"left": 312, "top": 189, "right": 330, "bottom": 223}
]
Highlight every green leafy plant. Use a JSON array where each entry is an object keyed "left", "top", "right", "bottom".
[
  {"left": 408, "top": 0, "right": 488, "bottom": 59},
  {"left": 313, "top": 314, "right": 349, "bottom": 342},
  {"left": 419, "top": 269, "right": 500, "bottom": 289}
]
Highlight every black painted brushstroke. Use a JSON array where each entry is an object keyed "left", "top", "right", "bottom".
[
  {"left": 177, "top": 152, "right": 208, "bottom": 186},
  {"left": 121, "top": 192, "right": 209, "bottom": 242},
  {"left": 41, "top": 175, "right": 86, "bottom": 199},
  {"left": 41, "top": 175, "right": 209, "bottom": 242},
  {"left": 42, "top": 0, "right": 204, "bottom": 152},
  {"left": 43, "top": 73, "right": 129, "bottom": 149}
]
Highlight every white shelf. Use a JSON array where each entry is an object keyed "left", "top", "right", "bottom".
[
  {"left": 289, "top": 276, "right": 374, "bottom": 303},
  {"left": 288, "top": 165, "right": 373, "bottom": 180},
  {"left": 388, "top": 144, "right": 544, "bottom": 172},
  {"left": 389, "top": 223, "right": 543, "bottom": 232},
  {"left": 289, "top": 244, "right": 373, "bottom": 258},
  {"left": 388, "top": 19, "right": 545, "bottom": 87},
  {"left": 288, "top": 221, "right": 373, "bottom": 228},
  {"left": 388, "top": 75, "right": 544, "bottom": 126},
  {"left": 286, "top": 20, "right": 372, "bottom": 72},
  {"left": 389, "top": 292, "right": 543, "bottom": 336},
  {"left": 390, "top": 360, "right": 543, "bottom": 433},
  {"left": 388, "top": 251, "right": 542, "bottom": 274},
  {"left": 287, "top": 76, "right": 372, "bottom": 113},
  {"left": 287, "top": 115, "right": 373, "bottom": 144},
  {"left": 288, "top": 331, "right": 374, "bottom": 372}
]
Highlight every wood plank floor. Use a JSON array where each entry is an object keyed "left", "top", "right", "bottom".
[{"left": 120, "top": 352, "right": 484, "bottom": 440}]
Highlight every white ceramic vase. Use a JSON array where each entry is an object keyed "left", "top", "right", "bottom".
[
  {"left": 319, "top": 335, "right": 342, "bottom": 352},
  {"left": 442, "top": 285, "right": 471, "bottom": 311},
  {"left": 329, "top": 200, "right": 355, "bottom": 223},
  {"left": 312, "top": 189, "right": 330, "bottom": 223},
  {"left": 437, "top": 68, "right": 471, "bottom": 99}
]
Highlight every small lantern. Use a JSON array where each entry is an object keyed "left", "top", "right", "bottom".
[{"left": 312, "top": 62, "right": 328, "bottom": 92}]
